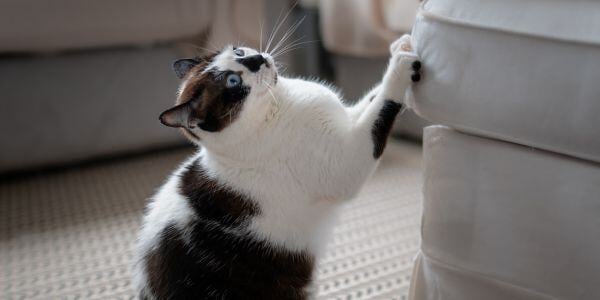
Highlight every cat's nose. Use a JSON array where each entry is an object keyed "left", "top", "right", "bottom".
[{"left": 236, "top": 54, "right": 266, "bottom": 73}]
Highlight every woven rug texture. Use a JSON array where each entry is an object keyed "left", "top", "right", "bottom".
[{"left": 0, "top": 140, "right": 422, "bottom": 300}]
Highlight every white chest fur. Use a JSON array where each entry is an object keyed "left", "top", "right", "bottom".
[{"left": 197, "top": 77, "right": 369, "bottom": 253}]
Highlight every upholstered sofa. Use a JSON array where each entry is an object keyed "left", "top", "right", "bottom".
[{"left": 409, "top": 0, "right": 600, "bottom": 298}]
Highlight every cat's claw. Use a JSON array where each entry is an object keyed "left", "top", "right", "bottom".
[{"left": 411, "top": 61, "right": 421, "bottom": 82}]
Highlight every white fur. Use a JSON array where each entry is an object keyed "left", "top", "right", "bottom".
[
  {"left": 132, "top": 154, "right": 199, "bottom": 298},
  {"left": 134, "top": 35, "right": 419, "bottom": 296}
]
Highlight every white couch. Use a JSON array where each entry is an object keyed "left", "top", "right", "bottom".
[{"left": 409, "top": 0, "right": 600, "bottom": 299}]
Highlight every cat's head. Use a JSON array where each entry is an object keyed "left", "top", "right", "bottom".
[{"left": 159, "top": 45, "right": 277, "bottom": 147}]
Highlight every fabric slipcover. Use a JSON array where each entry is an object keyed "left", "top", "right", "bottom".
[
  {"left": 411, "top": 0, "right": 600, "bottom": 163},
  {"left": 411, "top": 126, "right": 600, "bottom": 299}
]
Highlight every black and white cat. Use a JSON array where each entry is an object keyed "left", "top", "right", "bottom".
[{"left": 133, "top": 34, "right": 421, "bottom": 299}]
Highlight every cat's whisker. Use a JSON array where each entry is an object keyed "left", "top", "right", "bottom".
[
  {"left": 265, "top": 6, "right": 284, "bottom": 53},
  {"left": 265, "top": 2, "right": 298, "bottom": 54},
  {"left": 220, "top": 104, "right": 238, "bottom": 122},
  {"left": 262, "top": 80, "right": 278, "bottom": 105},
  {"left": 262, "top": 78, "right": 272, "bottom": 89},
  {"left": 267, "top": 87, "right": 277, "bottom": 105},
  {"left": 273, "top": 62, "right": 288, "bottom": 74},
  {"left": 272, "top": 39, "right": 319, "bottom": 59},
  {"left": 271, "top": 36, "right": 306, "bottom": 58},
  {"left": 205, "top": 40, "right": 224, "bottom": 55},
  {"left": 276, "top": 66, "right": 287, "bottom": 74},
  {"left": 259, "top": 20, "right": 264, "bottom": 53},
  {"left": 271, "top": 33, "right": 315, "bottom": 57},
  {"left": 270, "top": 16, "right": 305, "bottom": 56}
]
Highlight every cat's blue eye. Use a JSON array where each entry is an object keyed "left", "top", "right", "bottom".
[
  {"left": 233, "top": 48, "right": 245, "bottom": 57},
  {"left": 226, "top": 73, "right": 241, "bottom": 88}
]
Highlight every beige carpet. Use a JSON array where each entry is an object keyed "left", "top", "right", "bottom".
[{"left": 0, "top": 140, "right": 423, "bottom": 300}]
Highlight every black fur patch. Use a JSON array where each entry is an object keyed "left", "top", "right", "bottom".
[
  {"left": 180, "top": 161, "right": 259, "bottom": 227},
  {"left": 411, "top": 61, "right": 422, "bottom": 82},
  {"left": 143, "top": 161, "right": 315, "bottom": 300},
  {"left": 236, "top": 54, "right": 266, "bottom": 73},
  {"left": 371, "top": 100, "right": 403, "bottom": 159}
]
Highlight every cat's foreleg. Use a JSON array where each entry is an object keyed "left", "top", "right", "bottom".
[
  {"left": 317, "top": 35, "right": 421, "bottom": 203},
  {"left": 354, "top": 34, "right": 421, "bottom": 159},
  {"left": 347, "top": 84, "right": 382, "bottom": 122}
]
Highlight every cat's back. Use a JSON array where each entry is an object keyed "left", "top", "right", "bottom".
[{"left": 134, "top": 155, "right": 316, "bottom": 300}]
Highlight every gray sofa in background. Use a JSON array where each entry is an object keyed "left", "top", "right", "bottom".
[
  {"left": 1, "top": 46, "right": 183, "bottom": 173},
  {"left": 0, "top": 0, "right": 277, "bottom": 174}
]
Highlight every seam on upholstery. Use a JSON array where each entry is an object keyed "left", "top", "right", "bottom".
[
  {"left": 417, "top": 117, "right": 600, "bottom": 165},
  {"left": 418, "top": 251, "right": 559, "bottom": 300},
  {"left": 418, "top": 7, "right": 600, "bottom": 48}
]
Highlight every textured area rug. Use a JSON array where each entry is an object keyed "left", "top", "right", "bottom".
[{"left": 0, "top": 140, "right": 422, "bottom": 300}]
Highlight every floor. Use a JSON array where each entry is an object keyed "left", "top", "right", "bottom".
[{"left": 0, "top": 140, "right": 423, "bottom": 300}]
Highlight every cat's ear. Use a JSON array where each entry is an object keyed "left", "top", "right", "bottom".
[
  {"left": 173, "top": 58, "right": 200, "bottom": 79},
  {"left": 159, "top": 101, "right": 195, "bottom": 128}
]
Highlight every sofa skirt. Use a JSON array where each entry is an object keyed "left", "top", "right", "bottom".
[{"left": 410, "top": 126, "right": 600, "bottom": 300}]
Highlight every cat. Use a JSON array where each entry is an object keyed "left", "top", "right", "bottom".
[{"left": 133, "top": 34, "right": 421, "bottom": 300}]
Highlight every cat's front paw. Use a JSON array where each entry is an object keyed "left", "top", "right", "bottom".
[
  {"left": 379, "top": 35, "right": 421, "bottom": 102},
  {"left": 389, "top": 34, "right": 422, "bottom": 83}
]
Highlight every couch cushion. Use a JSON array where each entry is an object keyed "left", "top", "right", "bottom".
[
  {"left": 412, "top": 0, "right": 600, "bottom": 162},
  {"left": 0, "top": 0, "right": 212, "bottom": 53},
  {"left": 412, "top": 126, "right": 600, "bottom": 299}
]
